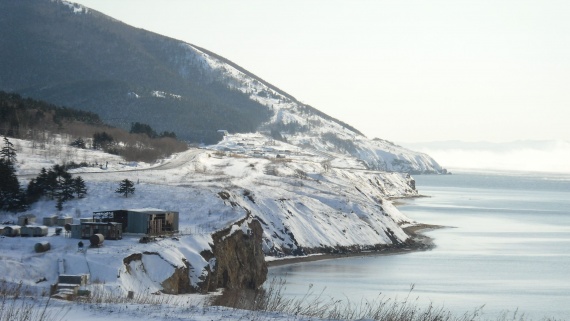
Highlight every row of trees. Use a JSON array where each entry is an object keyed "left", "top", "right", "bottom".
[
  {"left": 0, "top": 91, "right": 103, "bottom": 138},
  {"left": 1, "top": 137, "right": 138, "bottom": 212},
  {"left": 27, "top": 165, "right": 87, "bottom": 211},
  {"left": 0, "top": 137, "right": 88, "bottom": 212},
  {"left": 0, "top": 92, "right": 188, "bottom": 164},
  {"left": 130, "top": 122, "right": 176, "bottom": 139},
  {"left": 90, "top": 126, "right": 187, "bottom": 163}
]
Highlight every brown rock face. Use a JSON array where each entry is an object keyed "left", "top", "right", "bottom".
[
  {"left": 204, "top": 219, "right": 268, "bottom": 291},
  {"left": 160, "top": 259, "right": 192, "bottom": 294},
  {"left": 122, "top": 252, "right": 192, "bottom": 294}
]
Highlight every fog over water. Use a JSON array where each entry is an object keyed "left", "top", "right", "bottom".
[{"left": 404, "top": 140, "right": 570, "bottom": 174}]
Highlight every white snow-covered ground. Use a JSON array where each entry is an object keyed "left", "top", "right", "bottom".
[{"left": 1, "top": 134, "right": 422, "bottom": 320}]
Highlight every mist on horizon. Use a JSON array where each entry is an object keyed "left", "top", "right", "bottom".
[{"left": 404, "top": 140, "right": 570, "bottom": 174}]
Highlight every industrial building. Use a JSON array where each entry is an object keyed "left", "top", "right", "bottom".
[
  {"left": 91, "top": 208, "right": 179, "bottom": 235},
  {"left": 70, "top": 222, "right": 122, "bottom": 240}
]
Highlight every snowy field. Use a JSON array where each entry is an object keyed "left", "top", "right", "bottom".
[{"left": 1, "top": 134, "right": 422, "bottom": 320}]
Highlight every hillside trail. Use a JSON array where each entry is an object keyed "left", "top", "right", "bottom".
[{"left": 61, "top": 148, "right": 204, "bottom": 180}]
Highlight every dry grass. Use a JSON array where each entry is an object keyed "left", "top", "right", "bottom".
[
  {"left": 211, "top": 279, "right": 564, "bottom": 321},
  {"left": 1, "top": 279, "right": 564, "bottom": 321},
  {"left": 0, "top": 282, "right": 69, "bottom": 321}
]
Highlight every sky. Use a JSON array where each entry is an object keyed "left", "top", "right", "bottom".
[{"left": 71, "top": 0, "right": 570, "bottom": 146}]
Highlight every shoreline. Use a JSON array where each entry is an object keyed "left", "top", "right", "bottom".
[{"left": 267, "top": 223, "right": 444, "bottom": 268}]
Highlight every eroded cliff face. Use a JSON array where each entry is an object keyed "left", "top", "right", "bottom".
[
  {"left": 120, "top": 218, "right": 267, "bottom": 294},
  {"left": 201, "top": 219, "right": 268, "bottom": 292}
]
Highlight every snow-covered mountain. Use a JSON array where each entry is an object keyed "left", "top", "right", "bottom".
[
  {"left": 0, "top": 0, "right": 444, "bottom": 174},
  {"left": 171, "top": 42, "right": 445, "bottom": 174}
]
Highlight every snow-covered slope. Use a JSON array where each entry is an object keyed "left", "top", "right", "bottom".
[
  {"left": 1, "top": 135, "right": 421, "bottom": 294},
  {"left": 170, "top": 43, "right": 445, "bottom": 174}
]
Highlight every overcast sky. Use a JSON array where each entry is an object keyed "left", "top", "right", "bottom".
[{"left": 72, "top": 0, "right": 570, "bottom": 145}]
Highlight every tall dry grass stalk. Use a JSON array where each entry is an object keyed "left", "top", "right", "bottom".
[
  {"left": 0, "top": 282, "right": 69, "bottom": 321},
  {"left": 211, "top": 278, "right": 563, "bottom": 321}
]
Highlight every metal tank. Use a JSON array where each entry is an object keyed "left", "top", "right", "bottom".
[
  {"left": 3, "top": 225, "right": 21, "bottom": 237},
  {"left": 89, "top": 233, "right": 104, "bottom": 247},
  {"left": 33, "top": 226, "right": 49, "bottom": 237},
  {"left": 34, "top": 241, "right": 51, "bottom": 253}
]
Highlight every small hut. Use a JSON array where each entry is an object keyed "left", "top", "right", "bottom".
[
  {"left": 56, "top": 216, "right": 73, "bottom": 226},
  {"left": 18, "top": 214, "right": 36, "bottom": 226},
  {"left": 43, "top": 215, "right": 58, "bottom": 226},
  {"left": 70, "top": 224, "right": 82, "bottom": 239}
]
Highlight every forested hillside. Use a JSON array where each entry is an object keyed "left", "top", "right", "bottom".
[
  {"left": 0, "top": 0, "right": 272, "bottom": 143},
  {"left": 0, "top": 91, "right": 187, "bottom": 162}
]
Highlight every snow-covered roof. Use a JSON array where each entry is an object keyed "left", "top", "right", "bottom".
[{"left": 128, "top": 208, "right": 175, "bottom": 214}]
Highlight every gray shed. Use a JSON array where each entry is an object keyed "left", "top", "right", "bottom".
[
  {"left": 43, "top": 215, "right": 58, "bottom": 226},
  {"left": 70, "top": 224, "right": 82, "bottom": 239},
  {"left": 57, "top": 217, "right": 73, "bottom": 226},
  {"left": 18, "top": 214, "right": 36, "bottom": 226}
]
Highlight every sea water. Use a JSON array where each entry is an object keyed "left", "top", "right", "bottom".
[{"left": 268, "top": 171, "right": 570, "bottom": 319}]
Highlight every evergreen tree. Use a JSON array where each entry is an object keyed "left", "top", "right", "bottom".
[
  {"left": 73, "top": 176, "right": 87, "bottom": 198},
  {"left": 44, "top": 168, "right": 59, "bottom": 199},
  {"left": 0, "top": 158, "right": 22, "bottom": 211},
  {"left": 92, "top": 132, "right": 114, "bottom": 150},
  {"left": 159, "top": 131, "right": 177, "bottom": 139},
  {"left": 116, "top": 179, "right": 135, "bottom": 198},
  {"left": 0, "top": 138, "right": 24, "bottom": 211},
  {"left": 70, "top": 138, "right": 86, "bottom": 149},
  {"left": 56, "top": 173, "right": 75, "bottom": 203},
  {"left": 130, "top": 122, "right": 157, "bottom": 138},
  {"left": 55, "top": 196, "right": 64, "bottom": 211},
  {"left": 26, "top": 165, "right": 87, "bottom": 210},
  {"left": 26, "top": 177, "right": 42, "bottom": 204},
  {"left": 1, "top": 136, "right": 17, "bottom": 164}
]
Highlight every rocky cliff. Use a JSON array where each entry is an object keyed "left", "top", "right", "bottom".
[
  {"left": 201, "top": 218, "right": 267, "bottom": 292},
  {"left": 120, "top": 218, "right": 267, "bottom": 294}
]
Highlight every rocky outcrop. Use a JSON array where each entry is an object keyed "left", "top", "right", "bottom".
[
  {"left": 122, "top": 252, "right": 193, "bottom": 294},
  {"left": 160, "top": 258, "right": 192, "bottom": 294},
  {"left": 200, "top": 218, "right": 267, "bottom": 292},
  {"left": 120, "top": 218, "right": 267, "bottom": 294}
]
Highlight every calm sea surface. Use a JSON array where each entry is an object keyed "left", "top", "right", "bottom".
[{"left": 268, "top": 171, "right": 570, "bottom": 319}]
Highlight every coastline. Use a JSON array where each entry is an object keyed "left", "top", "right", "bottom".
[{"left": 267, "top": 223, "right": 444, "bottom": 268}]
